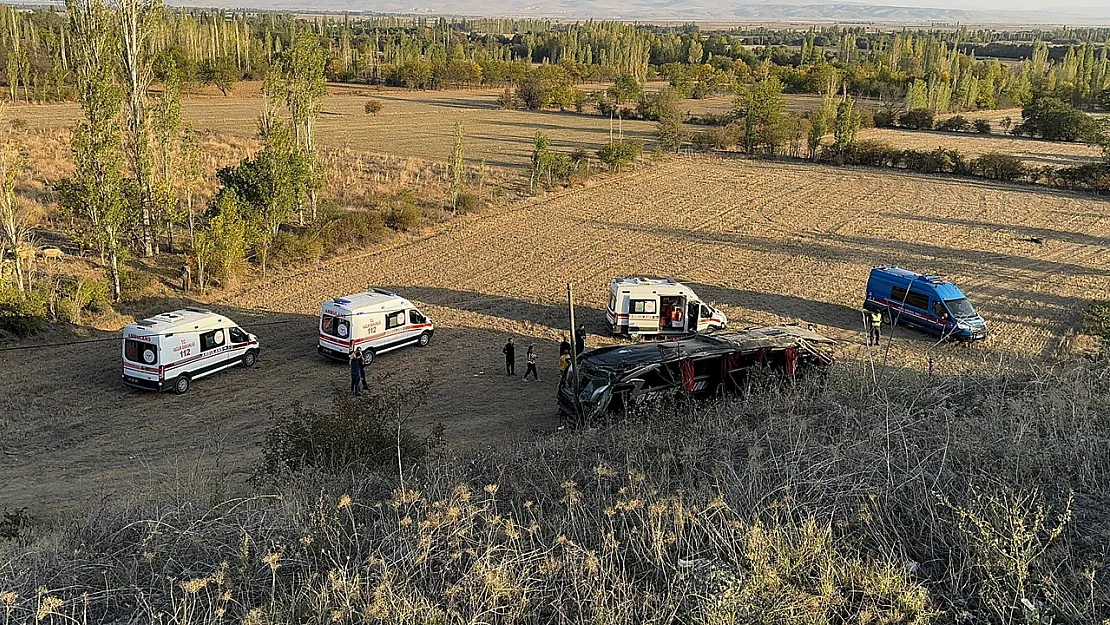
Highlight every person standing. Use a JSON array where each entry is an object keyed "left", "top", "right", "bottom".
[
  {"left": 523, "top": 345, "right": 539, "bottom": 381},
  {"left": 181, "top": 262, "right": 192, "bottom": 292},
  {"left": 867, "top": 309, "right": 883, "bottom": 346},
  {"left": 349, "top": 348, "right": 364, "bottom": 396},
  {"left": 558, "top": 352, "right": 571, "bottom": 388},
  {"left": 559, "top": 334, "right": 571, "bottom": 357},
  {"left": 354, "top": 347, "right": 370, "bottom": 391},
  {"left": 575, "top": 325, "right": 586, "bottom": 356},
  {"left": 502, "top": 337, "right": 516, "bottom": 376}
]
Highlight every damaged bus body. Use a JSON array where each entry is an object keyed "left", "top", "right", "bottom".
[{"left": 558, "top": 325, "right": 835, "bottom": 423}]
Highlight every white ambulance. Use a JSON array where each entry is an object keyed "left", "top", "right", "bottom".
[
  {"left": 121, "top": 308, "right": 260, "bottom": 394},
  {"left": 317, "top": 289, "right": 434, "bottom": 364},
  {"left": 606, "top": 277, "right": 728, "bottom": 338}
]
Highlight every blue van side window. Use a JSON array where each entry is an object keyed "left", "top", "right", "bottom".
[{"left": 890, "top": 285, "right": 930, "bottom": 310}]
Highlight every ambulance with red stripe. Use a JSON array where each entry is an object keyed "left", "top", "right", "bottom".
[
  {"left": 606, "top": 277, "right": 728, "bottom": 338},
  {"left": 317, "top": 289, "right": 434, "bottom": 365},
  {"left": 121, "top": 308, "right": 260, "bottom": 394}
]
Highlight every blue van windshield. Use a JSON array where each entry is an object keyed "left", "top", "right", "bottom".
[{"left": 945, "top": 298, "right": 977, "bottom": 319}]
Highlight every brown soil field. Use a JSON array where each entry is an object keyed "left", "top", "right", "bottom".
[{"left": 3, "top": 156, "right": 1108, "bottom": 513}]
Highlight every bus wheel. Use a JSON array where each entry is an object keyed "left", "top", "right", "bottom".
[
  {"left": 173, "top": 375, "right": 190, "bottom": 395},
  {"left": 881, "top": 308, "right": 893, "bottom": 325},
  {"left": 242, "top": 350, "right": 257, "bottom": 368},
  {"left": 418, "top": 332, "right": 431, "bottom": 347}
]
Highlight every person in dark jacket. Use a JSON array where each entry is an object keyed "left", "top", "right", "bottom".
[
  {"left": 349, "top": 348, "right": 364, "bottom": 395},
  {"left": 574, "top": 325, "right": 586, "bottom": 356},
  {"left": 502, "top": 337, "right": 516, "bottom": 376},
  {"left": 559, "top": 334, "right": 571, "bottom": 357}
]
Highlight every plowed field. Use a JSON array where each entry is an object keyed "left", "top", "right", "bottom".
[{"left": 4, "top": 156, "right": 1108, "bottom": 511}]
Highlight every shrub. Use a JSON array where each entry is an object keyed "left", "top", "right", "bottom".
[
  {"left": 315, "top": 209, "right": 390, "bottom": 254},
  {"left": 258, "top": 386, "right": 442, "bottom": 477},
  {"left": 901, "top": 148, "right": 964, "bottom": 174},
  {"left": 363, "top": 99, "right": 383, "bottom": 115},
  {"left": 597, "top": 139, "right": 643, "bottom": 172},
  {"left": 496, "top": 87, "right": 519, "bottom": 110},
  {"left": 856, "top": 108, "right": 875, "bottom": 129},
  {"left": 118, "top": 266, "right": 155, "bottom": 302},
  {"left": 455, "top": 192, "right": 481, "bottom": 213},
  {"left": 1013, "top": 97, "right": 1097, "bottom": 141},
  {"left": 692, "top": 125, "right": 739, "bottom": 150},
  {"left": 873, "top": 108, "right": 897, "bottom": 128},
  {"left": 899, "top": 108, "right": 935, "bottom": 130},
  {"left": 938, "top": 115, "right": 972, "bottom": 133},
  {"left": 1054, "top": 163, "right": 1110, "bottom": 193},
  {"left": 973, "top": 119, "right": 992, "bottom": 134},
  {"left": 971, "top": 153, "right": 1025, "bottom": 182},
  {"left": 836, "top": 140, "right": 900, "bottom": 167},
  {"left": 687, "top": 112, "right": 734, "bottom": 126},
  {"left": 270, "top": 230, "right": 325, "bottom": 268},
  {"left": 0, "top": 285, "right": 46, "bottom": 337},
  {"left": 56, "top": 278, "right": 111, "bottom": 325},
  {"left": 383, "top": 199, "right": 422, "bottom": 232}
]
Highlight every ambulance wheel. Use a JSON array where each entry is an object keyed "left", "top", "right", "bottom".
[
  {"left": 173, "top": 375, "right": 190, "bottom": 395},
  {"left": 418, "top": 331, "right": 431, "bottom": 347},
  {"left": 362, "top": 349, "right": 375, "bottom": 366},
  {"left": 242, "top": 350, "right": 257, "bottom": 368}
]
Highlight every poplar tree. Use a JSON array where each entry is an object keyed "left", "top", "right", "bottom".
[
  {"left": 150, "top": 55, "right": 182, "bottom": 252},
  {"left": 62, "top": 0, "right": 128, "bottom": 300},
  {"left": 448, "top": 120, "right": 464, "bottom": 210},
  {"left": 117, "top": 0, "right": 161, "bottom": 257},
  {"left": 283, "top": 30, "right": 327, "bottom": 221},
  {"left": 0, "top": 109, "right": 29, "bottom": 292}
]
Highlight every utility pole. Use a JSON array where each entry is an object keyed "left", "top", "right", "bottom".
[{"left": 567, "top": 282, "right": 581, "bottom": 425}]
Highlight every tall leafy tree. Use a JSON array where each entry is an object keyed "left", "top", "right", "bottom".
[
  {"left": 734, "top": 77, "right": 786, "bottom": 154},
  {"left": 62, "top": 0, "right": 128, "bottom": 300},
  {"left": 282, "top": 30, "right": 327, "bottom": 221},
  {"left": 150, "top": 54, "right": 182, "bottom": 252},
  {"left": 448, "top": 120, "right": 464, "bottom": 210},
  {"left": 0, "top": 110, "right": 29, "bottom": 292},
  {"left": 117, "top": 0, "right": 161, "bottom": 257}
]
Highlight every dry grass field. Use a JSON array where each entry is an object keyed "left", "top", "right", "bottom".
[
  {"left": 6, "top": 83, "right": 660, "bottom": 170},
  {"left": 3, "top": 155, "right": 1108, "bottom": 512},
  {"left": 11, "top": 84, "right": 1098, "bottom": 172}
]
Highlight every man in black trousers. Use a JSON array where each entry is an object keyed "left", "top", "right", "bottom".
[{"left": 502, "top": 337, "right": 516, "bottom": 376}]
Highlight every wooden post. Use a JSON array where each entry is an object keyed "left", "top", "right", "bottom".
[{"left": 568, "top": 282, "right": 581, "bottom": 423}]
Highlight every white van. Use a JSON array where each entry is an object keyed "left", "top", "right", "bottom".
[
  {"left": 318, "top": 289, "right": 434, "bottom": 365},
  {"left": 606, "top": 277, "right": 728, "bottom": 338},
  {"left": 121, "top": 307, "right": 260, "bottom": 394}
]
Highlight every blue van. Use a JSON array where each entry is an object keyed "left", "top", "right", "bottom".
[{"left": 864, "top": 266, "right": 988, "bottom": 342}]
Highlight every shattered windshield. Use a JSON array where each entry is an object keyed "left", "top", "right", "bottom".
[{"left": 944, "top": 298, "right": 977, "bottom": 319}]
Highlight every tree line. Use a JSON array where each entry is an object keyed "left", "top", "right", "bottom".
[{"left": 2, "top": 10, "right": 1109, "bottom": 114}]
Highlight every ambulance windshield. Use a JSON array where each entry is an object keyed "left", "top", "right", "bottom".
[{"left": 944, "top": 298, "right": 977, "bottom": 319}]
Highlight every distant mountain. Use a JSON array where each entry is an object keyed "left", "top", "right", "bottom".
[{"left": 173, "top": 0, "right": 1110, "bottom": 24}]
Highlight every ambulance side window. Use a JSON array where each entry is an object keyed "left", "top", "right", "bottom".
[
  {"left": 701, "top": 305, "right": 712, "bottom": 319},
  {"left": 409, "top": 310, "right": 426, "bottom": 325},
  {"left": 386, "top": 311, "right": 406, "bottom": 329},
  {"left": 229, "top": 327, "right": 249, "bottom": 343},
  {"left": 630, "top": 299, "right": 656, "bottom": 314},
  {"left": 200, "top": 329, "right": 225, "bottom": 351}
]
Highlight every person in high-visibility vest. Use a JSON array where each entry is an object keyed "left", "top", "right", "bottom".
[{"left": 867, "top": 309, "right": 884, "bottom": 346}]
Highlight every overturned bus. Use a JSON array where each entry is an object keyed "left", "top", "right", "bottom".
[{"left": 557, "top": 325, "right": 835, "bottom": 423}]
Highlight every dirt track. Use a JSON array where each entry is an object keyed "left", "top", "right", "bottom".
[{"left": 3, "top": 156, "right": 1109, "bottom": 512}]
